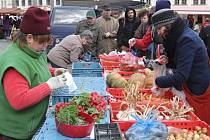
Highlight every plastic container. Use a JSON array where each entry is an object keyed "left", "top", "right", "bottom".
[
  {"left": 110, "top": 101, "right": 200, "bottom": 133},
  {"left": 99, "top": 54, "right": 124, "bottom": 62},
  {"left": 51, "top": 77, "right": 107, "bottom": 106},
  {"left": 55, "top": 112, "right": 94, "bottom": 138},
  {"left": 109, "top": 101, "right": 136, "bottom": 132},
  {"left": 107, "top": 88, "right": 152, "bottom": 102},
  {"left": 94, "top": 123, "right": 123, "bottom": 140},
  {"left": 72, "top": 62, "right": 102, "bottom": 77},
  {"left": 104, "top": 70, "right": 145, "bottom": 80},
  {"left": 107, "top": 88, "right": 173, "bottom": 102},
  {"left": 72, "top": 62, "right": 102, "bottom": 70},
  {"left": 72, "top": 72, "right": 102, "bottom": 77},
  {"left": 33, "top": 107, "right": 106, "bottom": 140},
  {"left": 164, "top": 120, "right": 210, "bottom": 136},
  {"left": 100, "top": 60, "right": 121, "bottom": 71}
]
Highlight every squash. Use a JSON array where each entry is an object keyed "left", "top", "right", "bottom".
[
  {"left": 106, "top": 72, "right": 127, "bottom": 88},
  {"left": 128, "top": 73, "right": 146, "bottom": 88}
]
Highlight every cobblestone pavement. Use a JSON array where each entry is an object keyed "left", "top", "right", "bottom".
[{"left": 0, "top": 39, "right": 11, "bottom": 53}]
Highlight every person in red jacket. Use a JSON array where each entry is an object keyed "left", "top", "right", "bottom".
[
  {"left": 128, "top": 7, "right": 154, "bottom": 58},
  {"left": 0, "top": 7, "right": 67, "bottom": 140}
]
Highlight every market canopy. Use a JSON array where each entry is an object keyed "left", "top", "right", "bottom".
[{"left": 0, "top": 8, "right": 25, "bottom": 15}]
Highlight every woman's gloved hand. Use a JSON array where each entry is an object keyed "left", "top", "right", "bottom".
[
  {"left": 54, "top": 68, "right": 67, "bottom": 76},
  {"left": 155, "top": 55, "right": 168, "bottom": 65},
  {"left": 151, "top": 86, "right": 166, "bottom": 97},
  {"left": 128, "top": 38, "right": 136, "bottom": 47},
  {"left": 46, "top": 74, "right": 66, "bottom": 90}
]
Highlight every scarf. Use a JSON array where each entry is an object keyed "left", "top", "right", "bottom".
[{"left": 163, "top": 17, "right": 185, "bottom": 68}]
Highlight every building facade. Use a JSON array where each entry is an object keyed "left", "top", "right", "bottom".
[
  {"left": 0, "top": 0, "right": 61, "bottom": 8},
  {"left": 0, "top": 0, "right": 210, "bottom": 15}
]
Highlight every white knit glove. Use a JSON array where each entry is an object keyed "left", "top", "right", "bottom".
[
  {"left": 54, "top": 68, "right": 67, "bottom": 76},
  {"left": 46, "top": 74, "right": 66, "bottom": 90},
  {"left": 128, "top": 38, "right": 136, "bottom": 47}
]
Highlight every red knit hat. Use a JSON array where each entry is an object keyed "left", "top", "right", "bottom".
[{"left": 20, "top": 6, "right": 50, "bottom": 35}]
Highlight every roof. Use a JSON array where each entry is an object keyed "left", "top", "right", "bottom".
[
  {"left": 0, "top": 8, "right": 25, "bottom": 15},
  {"left": 172, "top": 5, "right": 210, "bottom": 15}
]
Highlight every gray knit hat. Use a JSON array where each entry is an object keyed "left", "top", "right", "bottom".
[{"left": 152, "top": 9, "right": 178, "bottom": 28}]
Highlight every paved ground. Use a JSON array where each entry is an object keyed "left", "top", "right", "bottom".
[{"left": 0, "top": 39, "right": 11, "bottom": 53}]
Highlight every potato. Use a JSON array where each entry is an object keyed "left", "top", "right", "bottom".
[{"left": 201, "top": 128, "right": 208, "bottom": 134}]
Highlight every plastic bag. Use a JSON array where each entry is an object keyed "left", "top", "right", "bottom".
[
  {"left": 171, "top": 88, "right": 189, "bottom": 106},
  {"left": 120, "top": 52, "right": 143, "bottom": 71},
  {"left": 83, "top": 51, "right": 92, "bottom": 62},
  {"left": 64, "top": 72, "right": 77, "bottom": 93},
  {"left": 151, "top": 61, "right": 188, "bottom": 105},
  {"left": 125, "top": 111, "right": 168, "bottom": 140},
  {"left": 151, "top": 62, "right": 168, "bottom": 96},
  {"left": 51, "top": 72, "right": 77, "bottom": 99}
]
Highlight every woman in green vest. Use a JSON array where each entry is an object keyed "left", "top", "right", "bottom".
[{"left": 0, "top": 7, "right": 66, "bottom": 140}]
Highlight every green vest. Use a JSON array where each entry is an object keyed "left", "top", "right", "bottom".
[{"left": 0, "top": 43, "right": 51, "bottom": 139}]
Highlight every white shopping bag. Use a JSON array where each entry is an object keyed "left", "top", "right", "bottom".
[{"left": 63, "top": 72, "right": 77, "bottom": 93}]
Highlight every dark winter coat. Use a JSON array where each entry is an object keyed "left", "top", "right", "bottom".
[
  {"left": 199, "top": 25, "right": 210, "bottom": 58},
  {"left": 117, "top": 8, "right": 140, "bottom": 48},
  {"left": 156, "top": 18, "right": 210, "bottom": 95}
]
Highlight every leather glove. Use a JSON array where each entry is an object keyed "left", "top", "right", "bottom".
[
  {"left": 46, "top": 74, "right": 66, "bottom": 90},
  {"left": 54, "top": 68, "right": 67, "bottom": 76}
]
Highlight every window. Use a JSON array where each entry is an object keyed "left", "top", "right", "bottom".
[
  {"left": 52, "top": 8, "right": 89, "bottom": 25},
  {"left": 28, "top": 0, "right": 32, "bottom": 5},
  {"left": 174, "top": 0, "right": 179, "bottom": 5},
  {"left": 56, "top": 0, "right": 60, "bottom": 5},
  {"left": 22, "top": 0, "right": 25, "bottom": 6},
  {"left": 200, "top": 0, "right": 206, "bottom": 5},
  {"left": 181, "top": 0, "right": 186, "bottom": 5},
  {"left": 193, "top": 0, "right": 198, "bottom": 5},
  {"left": 46, "top": 0, "right": 50, "bottom": 5},
  {"left": 38, "top": 0, "right": 42, "bottom": 5},
  {"left": 16, "top": 0, "right": 19, "bottom": 6}
]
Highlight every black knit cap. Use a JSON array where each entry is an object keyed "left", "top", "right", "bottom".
[{"left": 152, "top": 9, "right": 178, "bottom": 28}]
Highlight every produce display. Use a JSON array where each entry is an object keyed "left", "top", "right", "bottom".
[
  {"left": 106, "top": 68, "right": 154, "bottom": 88},
  {"left": 71, "top": 92, "right": 107, "bottom": 122},
  {"left": 115, "top": 95, "right": 194, "bottom": 121},
  {"left": 106, "top": 72, "right": 128, "bottom": 88},
  {"left": 100, "top": 54, "right": 210, "bottom": 138},
  {"left": 42, "top": 54, "right": 210, "bottom": 140},
  {"left": 55, "top": 102, "right": 95, "bottom": 138},
  {"left": 125, "top": 112, "right": 168, "bottom": 140},
  {"left": 55, "top": 92, "right": 107, "bottom": 122},
  {"left": 119, "top": 53, "right": 144, "bottom": 72},
  {"left": 56, "top": 103, "right": 86, "bottom": 125},
  {"left": 167, "top": 126, "right": 210, "bottom": 140}
]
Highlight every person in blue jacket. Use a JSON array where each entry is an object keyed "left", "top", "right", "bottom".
[{"left": 151, "top": 9, "right": 210, "bottom": 124}]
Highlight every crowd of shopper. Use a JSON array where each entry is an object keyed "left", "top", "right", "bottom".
[{"left": 0, "top": 15, "right": 21, "bottom": 39}]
